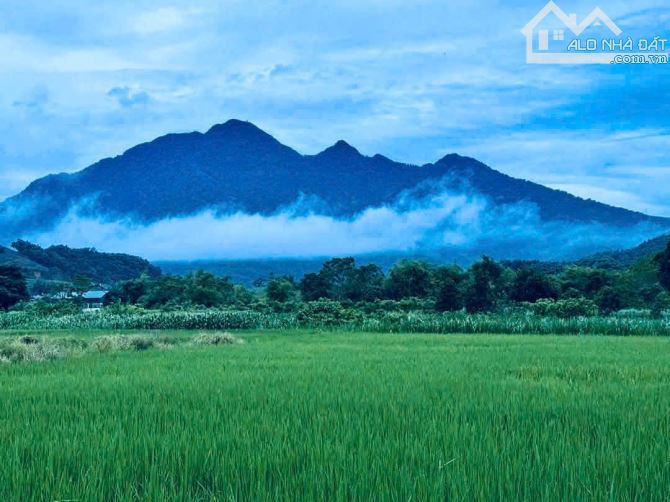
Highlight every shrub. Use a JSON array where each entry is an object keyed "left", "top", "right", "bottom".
[
  {"left": 89, "top": 335, "right": 178, "bottom": 352},
  {"left": 191, "top": 332, "right": 241, "bottom": 345},
  {"left": 296, "top": 300, "right": 363, "bottom": 326},
  {"left": 529, "top": 298, "right": 599, "bottom": 318},
  {"left": 0, "top": 337, "right": 70, "bottom": 363},
  {"left": 613, "top": 309, "right": 652, "bottom": 319}
]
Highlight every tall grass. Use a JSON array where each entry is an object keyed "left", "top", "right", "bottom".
[
  {"left": 1, "top": 332, "right": 669, "bottom": 500},
  {"left": 0, "top": 332, "right": 240, "bottom": 363},
  {"left": 1, "top": 309, "right": 670, "bottom": 335}
]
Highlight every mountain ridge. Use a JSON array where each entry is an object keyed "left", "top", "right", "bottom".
[
  {"left": 0, "top": 240, "right": 161, "bottom": 284},
  {"left": 0, "top": 119, "right": 667, "bottom": 244}
]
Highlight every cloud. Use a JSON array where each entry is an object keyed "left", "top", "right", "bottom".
[
  {"left": 131, "top": 7, "right": 196, "bottom": 35},
  {"left": 25, "top": 192, "right": 477, "bottom": 260},
  {"left": 0, "top": 0, "right": 667, "bottom": 219},
  {"left": 107, "top": 86, "right": 151, "bottom": 107},
  {"left": 19, "top": 189, "right": 665, "bottom": 262},
  {"left": 12, "top": 85, "right": 49, "bottom": 110}
]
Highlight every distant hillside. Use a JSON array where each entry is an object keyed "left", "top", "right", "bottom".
[
  {"left": 577, "top": 233, "right": 670, "bottom": 269},
  {"left": 0, "top": 246, "right": 49, "bottom": 278},
  {"left": 157, "top": 250, "right": 560, "bottom": 286},
  {"left": 157, "top": 254, "right": 428, "bottom": 286},
  {"left": 0, "top": 120, "right": 667, "bottom": 240},
  {"left": 158, "top": 233, "right": 670, "bottom": 285},
  {"left": 156, "top": 259, "right": 326, "bottom": 287},
  {"left": 3, "top": 240, "right": 161, "bottom": 284}
]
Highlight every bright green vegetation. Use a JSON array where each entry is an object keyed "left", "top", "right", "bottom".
[
  {"left": 3, "top": 243, "right": 670, "bottom": 347},
  {"left": 1, "top": 330, "right": 669, "bottom": 500},
  {"left": 2, "top": 308, "right": 670, "bottom": 336},
  {"left": 5, "top": 245, "right": 670, "bottom": 321}
]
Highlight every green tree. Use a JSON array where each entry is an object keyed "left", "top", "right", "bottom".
[
  {"left": 299, "top": 273, "right": 329, "bottom": 301},
  {"left": 510, "top": 268, "right": 557, "bottom": 303},
  {"left": 233, "top": 285, "right": 254, "bottom": 307},
  {"left": 345, "top": 264, "right": 385, "bottom": 302},
  {"left": 385, "top": 261, "right": 432, "bottom": 299},
  {"left": 432, "top": 265, "right": 464, "bottom": 312},
  {"left": 72, "top": 274, "right": 93, "bottom": 295},
  {"left": 138, "top": 276, "right": 183, "bottom": 307},
  {"left": 0, "top": 266, "right": 29, "bottom": 310},
  {"left": 595, "top": 286, "right": 624, "bottom": 315},
  {"left": 464, "top": 257, "right": 504, "bottom": 313},
  {"left": 651, "top": 291, "right": 670, "bottom": 318},
  {"left": 658, "top": 242, "right": 670, "bottom": 292},
  {"left": 320, "top": 258, "right": 357, "bottom": 300},
  {"left": 185, "top": 271, "right": 235, "bottom": 307},
  {"left": 267, "top": 276, "right": 297, "bottom": 303},
  {"left": 559, "top": 266, "right": 611, "bottom": 298},
  {"left": 108, "top": 275, "right": 150, "bottom": 304},
  {"left": 435, "top": 278, "right": 461, "bottom": 312}
]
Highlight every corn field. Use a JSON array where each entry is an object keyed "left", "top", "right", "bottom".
[{"left": 1, "top": 309, "right": 670, "bottom": 336}]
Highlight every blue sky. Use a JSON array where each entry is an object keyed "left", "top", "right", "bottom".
[{"left": 1, "top": 0, "right": 669, "bottom": 215}]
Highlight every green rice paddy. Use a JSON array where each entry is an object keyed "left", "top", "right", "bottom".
[{"left": 1, "top": 330, "right": 669, "bottom": 500}]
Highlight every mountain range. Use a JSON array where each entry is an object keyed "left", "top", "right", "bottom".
[{"left": 0, "top": 119, "right": 668, "bottom": 260}]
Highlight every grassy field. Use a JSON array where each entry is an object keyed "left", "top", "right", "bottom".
[{"left": 1, "top": 330, "right": 669, "bottom": 501}]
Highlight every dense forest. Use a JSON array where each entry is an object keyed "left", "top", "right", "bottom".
[
  {"left": 103, "top": 243, "right": 670, "bottom": 317},
  {"left": 4, "top": 240, "right": 161, "bottom": 284},
  {"left": 3, "top": 241, "right": 670, "bottom": 317}
]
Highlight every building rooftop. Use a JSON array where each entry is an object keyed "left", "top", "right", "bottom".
[{"left": 82, "top": 290, "right": 108, "bottom": 300}]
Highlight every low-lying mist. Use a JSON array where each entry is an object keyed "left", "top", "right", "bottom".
[{"left": 6, "top": 187, "right": 664, "bottom": 262}]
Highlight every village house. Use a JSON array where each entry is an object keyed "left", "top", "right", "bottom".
[{"left": 82, "top": 290, "right": 108, "bottom": 311}]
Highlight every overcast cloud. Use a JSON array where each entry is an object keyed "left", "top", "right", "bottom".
[{"left": 0, "top": 0, "right": 668, "bottom": 214}]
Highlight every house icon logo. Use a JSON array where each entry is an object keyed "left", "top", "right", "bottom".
[{"left": 522, "top": 1, "right": 622, "bottom": 64}]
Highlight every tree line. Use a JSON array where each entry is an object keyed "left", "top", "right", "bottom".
[{"left": 3, "top": 241, "right": 670, "bottom": 316}]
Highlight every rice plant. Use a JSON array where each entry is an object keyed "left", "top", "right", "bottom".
[{"left": 0, "top": 331, "right": 668, "bottom": 500}]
